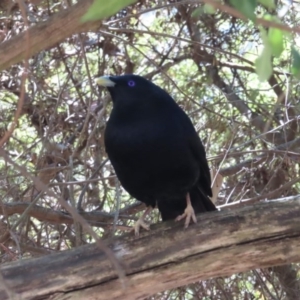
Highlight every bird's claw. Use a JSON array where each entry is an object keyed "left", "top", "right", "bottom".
[
  {"left": 175, "top": 205, "right": 197, "bottom": 228},
  {"left": 132, "top": 218, "right": 150, "bottom": 236}
]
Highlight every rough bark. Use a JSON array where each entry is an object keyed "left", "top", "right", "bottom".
[
  {"left": 0, "top": 0, "right": 99, "bottom": 72},
  {"left": 0, "top": 198, "right": 300, "bottom": 299}
]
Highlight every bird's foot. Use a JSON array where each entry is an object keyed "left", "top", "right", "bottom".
[
  {"left": 132, "top": 218, "right": 150, "bottom": 236},
  {"left": 175, "top": 203, "right": 197, "bottom": 228}
]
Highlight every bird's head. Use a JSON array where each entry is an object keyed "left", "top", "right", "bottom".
[{"left": 96, "top": 74, "right": 172, "bottom": 109}]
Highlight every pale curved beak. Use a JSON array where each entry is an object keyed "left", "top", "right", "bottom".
[{"left": 96, "top": 76, "right": 116, "bottom": 87}]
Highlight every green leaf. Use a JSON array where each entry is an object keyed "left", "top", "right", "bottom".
[
  {"left": 259, "top": 23, "right": 284, "bottom": 58},
  {"left": 291, "top": 47, "right": 300, "bottom": 79},
  {"left": 81, "top": 0, "right": 137, "bottom": 22},
  {"left": 268, "top": 27, "right": 284, "bottom": 57},
  {"left": 191, "top": 7, "right": 202, "bottom": 18},
  {"left": 255, "top": 45, "right": 273, "bottom": 81},
  {"left": 259, "top": 27, "right": 269, "bottom": 45},
  {"left": 203, "top": 4, "right": 216, "bottom": 14},
  {"left": 258, "top": 0, "right": 275, "bottom": 9},
  {"left": 230, "top": 0, "right": 257, "bottom": 21}
]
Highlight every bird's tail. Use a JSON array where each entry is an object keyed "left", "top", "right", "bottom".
[
  {"left": 158, "top": 185, "right": 217, "bottom": 221},
  {"left": 190, "top": 185, "right": 217, "bottom": 214}
]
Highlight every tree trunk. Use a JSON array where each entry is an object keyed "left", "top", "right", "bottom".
[{"left": 1, "top": 197, "right": 300, "bottom": 300}]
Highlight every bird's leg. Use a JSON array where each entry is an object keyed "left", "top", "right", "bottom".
[
  {"left": 175, "top": 193, "right": 197, "bottom": 228},
  {"left": 132, "top": 207, "right": 152, "bottom": 236}
]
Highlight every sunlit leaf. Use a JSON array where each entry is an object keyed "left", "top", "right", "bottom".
[
  {"left": 255, "top": 45, "right": 273, "bottom": 81},
  {"left": 203, "top": 4, "right": 216, "bottom": 14},
  {"left": 259, "top": 23, "right": 284, "bottom": 58},
  {"left": 258, "top": 0, "right": 275, "bottom": 9},
  {"left": 81, "top": 0, "right": 137, "bottom": 22},
  {"left": 268, "top": 27, "right": 284, "bottom": 57},
  {"left": 230, "top": 0, "right": 257, "bottom": 21},
  {"left": 291, "top": 47, "right": 300, "bottom": 79},
  {"left": 262, "top": 15, "right": 284, "bottom": 57},
  {"left": 191, "top": 7, "right": 202, "bottom": 18}
]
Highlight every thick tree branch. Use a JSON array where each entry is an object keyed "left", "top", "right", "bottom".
[
  {"left": 1, "top": 198, "right": 300, "bottom": 299},
  {"left": 0, "top": 0, "right": 99, "bottom": 71}
]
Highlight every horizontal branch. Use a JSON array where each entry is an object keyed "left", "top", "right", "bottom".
[
  {"left": 0, "top": 0, "right": 98, "bottom": 71},
  {"left": 277, "top": 137, "right": 300, "bottom": 151},
  {"left": 0, "top": 202, "right": 142, "bottom": 226},
  {"left": 1, "top": 197, "right": 300, "bottom": 299}
]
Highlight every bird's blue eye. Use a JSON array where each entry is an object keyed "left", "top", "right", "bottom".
[{"left": 128, "top": 80, "right": 135, "bottom": 87}]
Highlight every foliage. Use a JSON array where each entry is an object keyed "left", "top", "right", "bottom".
[
  {"left": 81, "top": 0, "right": 138, "bottom": 22},
  {"left": 0, "top": 0, "right": 300, "bottom": 299}
]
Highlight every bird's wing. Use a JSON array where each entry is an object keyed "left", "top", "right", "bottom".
[
  {"left": 188, "top": 134, "right": 212, "bottom": 197},
  {"left": 180, "top": 112, "right": 212, "bottom": 198}
]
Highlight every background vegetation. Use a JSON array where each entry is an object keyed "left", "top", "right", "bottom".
[{"left": 0, "top": 0, "right": 300, "bottom": 298}]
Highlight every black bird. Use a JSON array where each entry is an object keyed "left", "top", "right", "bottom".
[{"left": 97, "top": 74, "right": 216, "bottom": 235}]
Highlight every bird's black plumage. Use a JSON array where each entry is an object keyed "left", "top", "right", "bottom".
[{"left": 98, "top": 74, "right": 216, "bottom": 225}]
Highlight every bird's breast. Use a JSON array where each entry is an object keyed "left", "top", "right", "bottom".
[{"left": 104, "top": 116, "right": 198, "bottom": 199}]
